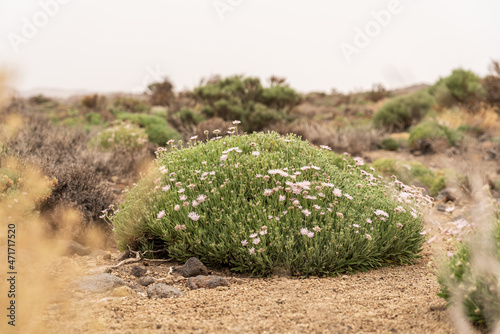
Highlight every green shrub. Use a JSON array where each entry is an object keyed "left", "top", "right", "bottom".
[
  {"left": 116, "top": 112, "right": 181, "bottom": 146},
  {"left": 409, "top": 121, "right": 462, "bottom": 149},
  {"left": 174, "top": 108, "right": 205, "bottom": 126},
  {"left": 90, "top": 122, "right": 148, "bottom": 151},
  {"left": 432, "top": 80, "right": 457, "bottom": 108},
  {"left": 193, "top": 75, "right": 300, "bottom": 132},
  {"left": 443, "top": 69, "right": 485, "bottom": 104},
  {"left": 110, "top": 132, "right": 429, "bottom": 277},
  {"left": 373, "top": 91, "right": 436, "bottom": 131},
  {"left": 111, "top": 96, "right": 150, "bottom": 113},
  {"left": 438, "top": 212, "right": 500, "bottom": 330},
  {"left": 379, "top": 138, "right": 400, "bottom": 151}
]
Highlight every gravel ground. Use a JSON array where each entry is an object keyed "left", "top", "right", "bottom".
[{"left": 42, "top": 240, "right": 455, "bottom": 334}]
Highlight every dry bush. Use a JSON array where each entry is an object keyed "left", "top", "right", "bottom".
[
  {"left": 271, "top": 120, "right": 385, "bottom": 155},
  {"left": 194, "top": 117, "right": 234, "bottom": 139},
  {"left": 437, "top": 105, "right": 500, "bottom": 137}
]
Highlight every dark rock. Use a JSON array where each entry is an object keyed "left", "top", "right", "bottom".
[
  {"left": 147, "top": 283, "right": 185, "bottom": 299},
  {"left": 75, "top": 274, "right": 125, "bottom": 293},
  {"left": 186, "top": 275, "right": 230, "bottom": 290},
  {"left": 130, "top": 265, "right": 147, "bottom": 278},
  {"left": 173, "top": 257, "right": 208, "bottom": 277},
  {"left": 61, "top": 240, "right": 91, "bottom": 256},
  {"left": 435, "top": 188, "right": 457, "bottom": 203},
  {"left": 138, "top": 276, "right": 155, "bottom": 286}
]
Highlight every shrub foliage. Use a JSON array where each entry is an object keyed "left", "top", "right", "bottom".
[{"left": 111, "top": 132, "right": 430, "bottom": 277}]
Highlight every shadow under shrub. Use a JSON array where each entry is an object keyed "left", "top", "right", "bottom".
[
  {"left": 408, "top": 121, "right": 462, "bottom": 153},
  {"left": 111, "top": 132, "right": 430, "bottom": 277}
]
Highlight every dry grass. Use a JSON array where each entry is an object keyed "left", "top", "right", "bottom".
[{"left": 437, "top": 105, "right": 500, "bottom": 136}]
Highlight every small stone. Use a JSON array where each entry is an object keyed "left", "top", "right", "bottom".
[
  {"left": 131, "top": 265, "right": 147, "bottom": 278},
  {"left": 129, "top": 282, "right": 144, "bottom": 293},
  {"left": 111, "top": 286, "right": 135, "bottom": 297},
  {"left": 436, "top": 203, "right": 447, "bottom": 212},
  {"left": 147, "top": 283, "right": 185, "bottom": 299},
  {"left": 75, "top": 274, "right": 125, "bottom": 293},
  {"left": 173, "top": 257, "right": 208, "bottom": 277},
  {"left": 186, "top": 275, "right": 230, "bottom": 290},
  {"left": 103, "top": 253, "right": 112, "bottom": 260},
  {"left": 138, "top": 276, "right": 155, "bottom": 286}
]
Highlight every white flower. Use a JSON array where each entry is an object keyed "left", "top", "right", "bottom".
[
  {"left": 253, "top": 237, "right": 261, "bottom": 245},
  {"left": 302, "top": 209, "right": 311, "bottom": 217},
  {"left": 333, "top": 188, "right": 342, "bottom": 197},
  {"left": 188, "top": 212, "right": 200, "bottom": 221},
  {"left": 252, "top": 151, "right": 260, "bottom": 156},
  {"left": 178, "top": 188, "right": 185, "bottom": 194},
  {"left": 279, "top": 195, "right": 286, "bottom": 202},
  {"left": 192, "top": 200, "right": 199, "bottom": 207},
  {"left": 220, "top": 154, "right": 228, "bottom": 161},
  {"left": 233, "top": 120, "right": 241, "bottom": 125},
  {"left": 307, "top": 232, "right": 314, "bottom": 238},
  {"left": 241, "top": 240, "right": 248, "bottom": 246},
  {"left": 196, "top": 194, "right": 207, "bottom": 203},
  {"left": 174, "top": 205, "right": 180, "bottom": 211},
  {"left": 162, "top": 185, "right": 171, "bottom": 192},
  {"left": 300, "top": 228, "right": 309, "bottom": 235},
  {"left": 190, "top": 135, "right": 198, "bottom": 140},
  {"left": 249, "top": 247, "right": 255, "bottom": 254},
  {"left": 366, "top": 218, "right": 372, "bottom": 224},
  {"left": 157, "top": 211, "right": 165, "bottom": 219},
  {"left": 365, "top": 234, "right": 372, "bottom": 240},
  {"left": 260, "top": 230, "right": 268, "bottom": 236},
  {"left": 250, "top": 233, "right": 258, "bottom": 238},
  {"left": 344, "top": 193, "right": 353, "bottom": 200}
]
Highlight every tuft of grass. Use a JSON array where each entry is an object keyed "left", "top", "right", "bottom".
[
  {"left": 408, "top": 121, "right": 462, "bottom": 152},
  {"left": 116, "top": 112, "right": 182, "bottom": 146},
  {"left": 90, "top": 121, "right": 148, "bottom": 151},
  {"left": 111, "top": 131, "right": 431, "bottom": 277}
]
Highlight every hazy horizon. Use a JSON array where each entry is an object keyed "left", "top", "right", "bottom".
[{"left": 1, "top": 0, "right": 499, "bottom": 95}]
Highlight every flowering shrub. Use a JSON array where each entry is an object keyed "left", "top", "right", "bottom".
[
  {"left": 438, "top": 212, "right": 500, "bottom": 330},
  {"left": 111, "top": 131, "right": 431, "bottom": 276}
]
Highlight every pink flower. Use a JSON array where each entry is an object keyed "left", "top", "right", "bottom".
[
  {"left": 174, "top": 224, "right": 186, "bottom": 231},
  {"left": 259, "top": 230, "right": 268, "bottom": 236},
  {"left": 397, "top": 223, "right": 403, "bottom": 228},
  {"left": 157, "top": 210, "right": 165, "bottom": 219},
  {"left": 293, "top": 200, "right": 300, "bottom": 206},
  {"left": 188, "top": 212, "right": 200, "bottom": 221},
  {"left": 352, "top": 224, "right": 359, "bottom": 228},
  {"left": 241, "top": 240, "right": 248, "bottom": 246},
  {"left": 249, "top": 247, "right": 255, "bottom": 254},
  {"left": 162, "top": 185, "right": 171, "bottom": 191},
  {"left": 336, "top": 212, "right": 344, "bottom": 218},
  {"left": 279, "top": 195, "right": 286, "bottom": 202},
  {"left": 313, "top": 226, "right": 321, "bottom": 232},
  {"left": 196, "top": 194, "right": 207, "bottom": 202},
  {"left": 252, "top": 151, "right": 260, "bottom": 156},
  {"left": 180, "top": 195, "right": 187, "bottom": 201},
  {"left": 302, "top": 209, "right": 311, "bottom": 217},
  {"left": 344, "top": 193, "right": 353, "bottom": 200},
  {"left": 202, "top": 161, "right": 207, "bottom": 165},
  {"left": 178, "top": 188, "right": 185, "bottom": 194},
  {"left": 365, "top": 234, "right": 372, "bottom": 240},
  {"left": 220, "top": 155, "right": 228, "bottom": 161},
  {"left": 250, "top": 233, "right": 258, "bottom": 238},
  {"left": 300, "top": 228, "right": 309, "bottom": 235},
  {"left": 263, "top": 189, "right": 273, "bottom": 196},
  {"left": 253, "top": 238, "right": 261, "bottom": 245},
  {"left": 375, "top": 210, "right": 389, "bottom": 217},
  {"left": 333, "top": 188, "right": 342, "bottom": 197},
  {"left": 174, "top": 205, "right": 180, "bottom": 211},
  {"left": 366, "top": 218, "right": 372, "bottom": 224},
  {"left": 307, "top": 232, "right": 314, "bottom": 238},
  {"left": 192, "top": 200, "right": 199, "bottom": 207},
  {"left": 427, "top": 236, "right": 437, "bottom": 244}
]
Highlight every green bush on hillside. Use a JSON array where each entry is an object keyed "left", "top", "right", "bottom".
[
  {"left": 443, "top": 69, "right": 485, "bottom": 104},
  {"left": 408, "top": 121, "right": 462, "bottom": 150},
  {"left": 116, "top": 112, "right": 181, "bottom": 146},
  {"left": 110, "top": 132, "right": 430, "bottom": 277},
  {"left": 111, "top": 96, "right": 151, "bottom": 113},
  {"left": 193, "top": 75, "right": 301, "bottom": 132},
  {"left": 373, "top": 91, "right": 435, "bottom": 131},
  {"left": 438, "top": 212, "right": 500, "bottom": 331}
]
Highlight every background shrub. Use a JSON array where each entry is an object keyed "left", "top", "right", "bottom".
[
  {"left": 408, "top": 121, "right": 462, "bottom": 153},
  {"left": 90, "top": 121, "right": 148, "bottom": 151},
  {"left": 373, "top": 91, "right": 436, "bottom": 131},
  {"left": 116, "top": 112, "right": 182, "bottom": 146},
  {"left": 111, "top": 96, "right": 151, "bottom": 113},
  {"left": 443, "top": 69, "right": 485, "bottom": 105},
  {"left": 111, "top": 132, "right": 429, "bottom": 277}
]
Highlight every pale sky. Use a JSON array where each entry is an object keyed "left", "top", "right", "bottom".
[{"left": 1, "top": 0, "right": 499, "bottom": 94}]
